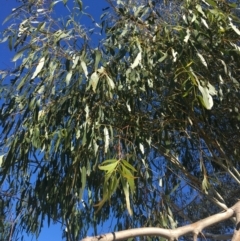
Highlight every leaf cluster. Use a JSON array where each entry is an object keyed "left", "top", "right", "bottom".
[{"left": 1, "top": 0, "right": 240, "bottom": 240}]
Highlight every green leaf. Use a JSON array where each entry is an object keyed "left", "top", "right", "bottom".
[
  {"left": 158, "top": 52, "right": 168, "bottom": 62},
  {"left": 121, "top": 160, "right": 137, "bottom": 172},
  {"left": 106, "top": 74, "right": 115, "bottom": 90},
  {"left": 197, "top": 83, "right": 217, "bottom": 110},
  {"left": 80, "top": 59, "right": 88, "bottom": 79},
  {"left": 72, "top": 55, "right": 79, "bottom": 69},
  {"left": 54, "top": 30, "right": 70, "bottom": 43},
  {"left": 12, "top": 48, "right": 27, "bottom": 62},
  {"left": 229, "top": 19, "right": 240, "bottom": 36},
  {"left": 94, "top": 49, "right": 102, "bottom": 71},
  {"left": 101, "top": 159, "right": 118, "bottom": 165},
  {"left": 197, "top": 52, "right": 207, "bottom": 68},
  {"left": 98, "top": 160, "right": 118, "bottom": 173},
  {"left": 88, "top": 72, "right": 99, "bottom": 92},
  {"left": 76, "top": 0, "right": 83, "bottom": 11},
  {"left": 196, "top": 4, "right": 206, "bottom": 18},
  {"left": 184, "top": 28, "right": 191, "bottom": 43},
  {"left": 31, "top": 57, "right": 45, "bottom": 79},
  {"left": 120, "top": 165, "right": 135, "bottom": 193},
  {"left": 202, "top": 175, "right": 209, "bottom": 192},
  {"left": 121, "top": 177, "right": 132, "bottom": 216},
  {"left": 8, "top": 36, "right": 12, "bottom": 51},
  {"left": 0, "top": 155, "right": 5, "bottom": 167},
  {"left": 2, "top": 13, "right": 14, "bottom": 25},
  {"left": 203, "top": 0, "right": 217, "bottom": 7},
  {"left": 131, "top": 52, "right": 142, "bottom": 69},
  {"left": 17, "top": 73, "right": 30, "bottom": 91},
  {"left": 104, "top": 126, "right": 110, "bottom": 153},
  {"left": 50, "top": 0, "right": 62, "bottom": 9},
  {"left": 79, "top": 166, "right": 86, "bottom": 200},
  {"left": 65, "top": 70, "right": 72, "bottom": 86},
  {"left": 109, "top": 176, "right": 119, "bottom": 197}
]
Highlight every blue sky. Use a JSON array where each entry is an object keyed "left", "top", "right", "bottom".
[{"left": 0, "top": 0, "right": 108, "bottom": 240}]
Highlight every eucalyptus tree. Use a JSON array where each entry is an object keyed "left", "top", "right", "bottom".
[{"left": 0, "top": 0, "right": 240, "bottom": 240}]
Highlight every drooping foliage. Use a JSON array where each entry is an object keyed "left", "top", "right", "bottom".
[{"left": 0, "top": 0, "right": 240, "bottom": 240}]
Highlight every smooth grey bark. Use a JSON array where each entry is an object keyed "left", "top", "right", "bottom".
[{"left": 81, "top": 200, "right": 240, "bottom": 241}]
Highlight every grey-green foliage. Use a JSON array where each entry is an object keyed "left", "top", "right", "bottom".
[{"left": 1, "top": 0, "right": 240, "bottom": 240}]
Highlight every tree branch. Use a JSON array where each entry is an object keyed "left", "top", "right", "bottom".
[{"left": 81, "top": 201, "right": 240, "bottom": 241}]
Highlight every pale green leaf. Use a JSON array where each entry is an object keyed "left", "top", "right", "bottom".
[
  {"left": 50, "top": 0, "right": 62, "bottom": 9},
  {"left": 104, "top": 126, "right": 110, "bottom": 153},
  {"left": 229, "top": 19, "right": 240, "bottom": 35},
  {"left": 159, "top": 178, "right": 163, "bottom": 187},
  {"left": 54, "top": 30, "right": 70, "bottom": 42},
  {"left": 93, "top": 139, "right": 98, "bottom": 156},
  {"left": 79, "top": 166, "right": 86, "bottom": 199},
  {"left": 76, "top": 0, "right": 83, "bottom": 11},
  {"left": 198, "top": 84, "right": 214, "bottom": 110},
  {"left": 171, "top": 48, "right": 178, "bottom": 62},
  {"left": 202, "top": 0, "right": 217, "bottom": 7},
  {"left": 80, "top": 59, "right": 88, "bottom": 79},
  {"left": 88, "top": 72, "right": 99, "bottom": 92},
  {"left": 139, "top": 143, "right": 144, "bottom": 154},
  {"left": 121, "top": 177, "right": 132, "bottom": 216},
  {"left": 31, "top": 57, "right": 45, "bottom": 79},
  {"left": 159, "top": 52, "right": 168, "bottom": 62},
  {"left": 17, "top": 73, "right": 30, "bottom": 91},
  {"left": 65, "top": 70, "right": 72, "bottom": 86},
  {"left": 72, "top": 55, "right": 79, "bottom": 69},
  {"left": 121, "top": 160, "right": 137, "bottom": 172},
  {"left": 202, "top": 175, "right": 209, "bottom": 192},
  {"left": 197, "top": 52, "right": 207, "bottom": 67},
  {"left": 106, "top": 75, "right": 115, "bottom": 89},
  {"left": 101, "top": 159, "right": 118, "bottom": 165},
  {"left": 120, "top": 165, "right": 135, "bottom": 193},
  {"left": 12, "top": 49, "right": 25, "bottom": 62},
  {"left": 98, "top": 161, "right": 118, "bottom": 173},
  {"left": 196, "top": 4, "right": 206, "bottom": 18},
  {"left": 131, "top": 52, "right": 142, "bottom": 69},
  {"left": 219, "top": 59, "right": 227, "bottom": 74},
  {"left": 184, "top": 28, "right": 191, "bottom": 43},
  {"left": 109, "top": 176, "right": 120, "bottom": 197},
  {"left": 0, "top": 155, "right": 4, "bottom": 167},
  {"left": 94, "top": 49, "right": 102, "bottom": 71},
  {"left": 37, "top": 85, "right": 45, "bottom": 94}
]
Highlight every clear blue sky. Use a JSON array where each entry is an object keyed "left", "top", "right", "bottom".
[{"left": 0, "top": 0, "right": 108, "bottom": 240}]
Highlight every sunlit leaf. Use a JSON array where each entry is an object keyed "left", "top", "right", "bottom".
[
  {"left": 65, "top": 70, "right": 72, "bottom": 86},
  {"left": 229, "top": 18, "right": 240, "bottom": 35},
  {"left": 0, "top": 155, "right": 4, "bottom": 167},
  {"left": 131, "top": 52, "right": 142, "bottom": 69},
  {"left": 121, "top": 177, "right": 132, "bottom": 216},
  {"left": 121, "top": 160, "right": 137, "bottom": 172},
  {"left": 88, "top": 72, "right": 99, "bottom": 92},
  {"left": 184, "top": 28, "right": 191, "bottom": 43},
  {"left": 80, "top": 59, "right": 88, "bottom": 79},
  {"left": 197, "top": 52, "right": 207, "bottom": 67},
  {"left": 94, "top": 49, "right": 102, "bottom": 71},
  {"left": 106, "top": 75, "right": 115, "bottom": 90},
  {"left": 99, "top": 160, "right": 118, "bottom": 173},
  {"left": 201, "top": 18, "right": 209, "bottom": 29},
  {"left": 120, "top": 165, "right": 135, "bottom": 193},
  {"left": 79, "top": 166, "right": 86, "bottom": 200},
  {"left": 31, "top": 57, "right": 45, "bottom": 79},
  {"left": 104, "top": 126, "right": 110, "bottom": 154}
]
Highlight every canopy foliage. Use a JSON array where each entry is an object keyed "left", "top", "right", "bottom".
[{"left": 0, "top": 0, "right": 240, "bottom": 240}]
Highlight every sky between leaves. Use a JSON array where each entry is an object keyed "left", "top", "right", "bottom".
[{"left": 0, "top": 0, "right": 109, "bottom": 240}]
